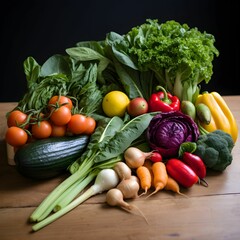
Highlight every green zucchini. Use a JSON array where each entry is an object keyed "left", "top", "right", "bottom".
[{"left": 14, "top": 135, "right": 89, "bottom": 179}]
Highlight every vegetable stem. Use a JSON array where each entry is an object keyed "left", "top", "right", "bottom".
[
  {"left": 54, "top": 170, "right": 99, "bottom": 212},
  {"left": 32, "top": 186, "right": 96, "bottom": 231},
  {"left": 29, "top": 170, "right": 86, "bottom": 222}
]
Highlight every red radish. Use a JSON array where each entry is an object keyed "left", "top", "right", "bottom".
[{"left": 148, "top": 151, "right": 162, "bottom": 162}]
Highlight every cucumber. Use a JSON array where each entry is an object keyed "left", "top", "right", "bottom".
[{"left": 14, "top": 135, "right": 89, "bottom": 179}]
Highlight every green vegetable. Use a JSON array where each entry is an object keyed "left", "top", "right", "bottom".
[
  {"left": 16, "top": 54, "right": 105, "bottom": 116},
  {"left": 196, "top": 103, "right": 212, "bottom": 125},
  {"left": 29, "top": 113, "right": 155, "bottom": 223},
  {"left": 32, "top": 168, "right": 120, "bottom": 231},
  {"left": 180, "top": 100, "right": 196, "bottom": 120},
  {"left": 108, "top": 19, "right": 219, "bottom": 102},
  {"left": 14, "top": 135, "right": 89, "bottom": 179},
  {"left": 194, "top": 130, "right": 234, "bottom": 171}
]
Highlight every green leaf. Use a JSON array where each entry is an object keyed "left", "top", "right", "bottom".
[
  {"left": 66, "top": 46, "right": 111, "bottom": 82},
  {"left": 40, "top": 54, "right": 71, "bottom": 77},
  {"left": 68, "top": 116, "right": 124, "bottom": 173},
  {"left": 23, "top": 56, "right": 40, "bottom": 84},
  {"left": 178, "top": 141, "right": 197, "bottom": 158},
  {"left": 113, "top": 59, "right": 143, "bottom": 99},
  {"left": 95, "top": 113, "right": 155, "bottom": 162}
]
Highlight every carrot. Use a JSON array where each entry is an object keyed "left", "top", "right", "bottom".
[
  {"left": 164, "top": 176, "right": 188, "bottom": 198},
  {"left": 146, "top": 162, "right": 168, "bottom": 198},
  {"left": 136, "top": 165, "right": 152, "bottom": 196},
  {"left": 143, "top": 159, "right": 154, "bottom": 187}
]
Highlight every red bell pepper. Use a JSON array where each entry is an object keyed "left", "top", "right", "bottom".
[
  {"left": 166, "top": 158, "right": 199, "bottom": 188},
  {"left": 148, "top": 86, "right": 180, "bottom": 112}
]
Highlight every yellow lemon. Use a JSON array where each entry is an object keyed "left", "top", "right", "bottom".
[{"left": 102, "top": 91, "right": 130, "bottom": 117}]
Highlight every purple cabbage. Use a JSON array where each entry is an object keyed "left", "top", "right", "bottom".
[{"left": 146, "top": 111, "right": 199, "bottom": 159}]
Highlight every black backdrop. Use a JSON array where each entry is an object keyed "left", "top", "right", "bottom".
[{"left": 1, "top": 0, "right": 239, "bottom": 102}]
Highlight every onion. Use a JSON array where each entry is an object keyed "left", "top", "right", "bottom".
[
  {"left": 106, "top": 188, "right": 149, "bottom": 224},
  {"left": 106, "top": 188, "right": 132, "bottom": 210},
  {"left": 113, "top": 162, "right": 132, "bottom": 181},
  {"left": 124, "top": 147, "right": 153, "bottom": 169},
  {"left": 116, "top": 177, "right": 140, "bottom": 199}
]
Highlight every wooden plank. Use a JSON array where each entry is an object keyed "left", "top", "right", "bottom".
[{"left": 0, "top": 194, "right": 239, "bottom": 240}]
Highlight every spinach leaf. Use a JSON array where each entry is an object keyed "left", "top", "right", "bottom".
[
  {"left": 40, "top": 54, "right": 71, "bottom": 78},
  {"left": 66, "top": 46, "right": 111, "bottom": 83}
]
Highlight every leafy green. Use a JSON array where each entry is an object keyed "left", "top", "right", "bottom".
[{"left": 108, "top": 19, "right": 219, "bottom": 102}]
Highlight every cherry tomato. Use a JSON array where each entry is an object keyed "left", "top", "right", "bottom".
[
  {"left": 67, "top": 114, "right": 87, "bottom": 134},
  {"left": 48, "top": 95, "right": 73, "bottom": 110},
  {"left": 166, "top": 158, "right": 199, "bottom": 188},
  {"left": 7, "top": 110, "right": 29, "bottom": 128},
  {"left": 5, "top": 126, "right": 28, "bottom": 147},
  {"left": 50, "top": 106, "right": 72, "bottom": 126},
  {"left": 50, "top": 124, "right": 67, "bottom": 137},
  {"left": 84, "top": 117, "right": 96, "bottom": 135},
  {"left": 31, "top": 120, "right": 52, "bottom": 139}
]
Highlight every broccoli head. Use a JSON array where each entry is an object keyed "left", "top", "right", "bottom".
[{"left": 194, "top": 130, "right": 234, "bottom": 171}]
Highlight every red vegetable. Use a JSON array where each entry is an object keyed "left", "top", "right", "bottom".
[
  {"left": 182, "top": 152, "right": 206, "bottom": 179},
  {"left": 166, "top": 158, "right": 198, "bottom": 188},
  {"left": 148, "top": 86, "right": 180, "bottom": 112},
  {"left": 149, "top": 151, "right": 163, "bottom": 163}
]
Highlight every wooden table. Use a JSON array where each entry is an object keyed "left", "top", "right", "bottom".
[{"left": 0, "top": 97, "right": 240, "bottom": 240}]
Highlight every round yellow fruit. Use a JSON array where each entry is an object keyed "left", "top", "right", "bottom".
[{"left": 102, "top": 91, "right": 130, "bottom": 117}]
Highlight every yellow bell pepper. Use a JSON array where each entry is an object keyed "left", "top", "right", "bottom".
[{"left": 195, "top": 91, "right": 238, "bottom": 143}]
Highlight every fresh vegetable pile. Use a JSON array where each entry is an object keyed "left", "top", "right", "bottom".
[{"left": 4, "top": 19, "right": 238, "bottom": 231}]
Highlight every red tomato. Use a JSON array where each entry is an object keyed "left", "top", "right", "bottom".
[
  {"left": 31, "top": 120, "right": 52, "bottom": 139},
  {"left": 50, "top": 124, "right": 67, "bottom": 137},
  {"left": 67, "top": 114, "right": 87, "bottom": 134},
  {"left": 84, "top": 117, "right": 96, "bottom": 135},
  {"left": 5, "top": 126, "right": 28, "bottom": 147},
  {"left": 50, "top": 106, "right": 72, "bottom": 126},
  {"left": 166, "top": 158, "right": 199, "bottom": 188},
  {"left": 48, "top": 95, "right": 73, "bottom": 110},
  {"left": 7, "top": 110, "right": 29, "bottom": 128}
]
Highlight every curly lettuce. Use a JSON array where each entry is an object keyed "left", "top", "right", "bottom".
[{"left": 110, "top": 19, "right": 219, "bottom": 102}]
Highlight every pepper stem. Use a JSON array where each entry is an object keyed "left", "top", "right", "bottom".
[{"left": 156, "top": 86, "right": 172, "bottom": 104}]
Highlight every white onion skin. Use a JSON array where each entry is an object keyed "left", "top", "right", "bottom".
[
  {"left": 116, "top": 178, "right": 140, "bottom": 199},
  {"left": 106, "top": 188, "right": 132, "bottom": 210},
  {"left": 124, "top": 147, "right": 152, "bottom": 169},
  {"left": 113, "top": 162, "right": 132, "bottom": 181}
]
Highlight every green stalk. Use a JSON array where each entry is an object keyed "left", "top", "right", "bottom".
[
  {"left": 29, "top": 153, "right": 98, "bottom": 222},
  {"left": 53, "top": 170, "right": 99, "bottom": 212},
  {"left": 29, "top": 172, "right": 83, "bottom": 222},
  {"left": 32, "top": 183, "right": 97, "bottom": 232},
  {"left": 53, "top": 156, "right": 120, "bottom": 212}
]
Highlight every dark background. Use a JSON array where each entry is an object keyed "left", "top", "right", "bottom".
[{"left": 1, "top": 0, "right": 239, "bottom": 102}]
